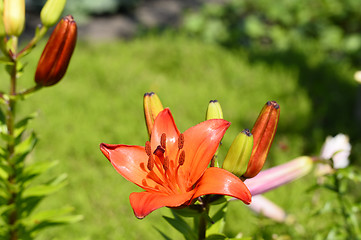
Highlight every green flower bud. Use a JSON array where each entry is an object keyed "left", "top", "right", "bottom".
[
  {"left": 40, "top": 0, "right": 67, "bottom": 27},
  {"left": 206, "top": 100, "right": 223, "bottom": 120},
  {"left": 144, "top": 92, "right": 164, "bottom": 137},
  {"left": 223, "top": 129, "right": 254, "bottom": 177}
]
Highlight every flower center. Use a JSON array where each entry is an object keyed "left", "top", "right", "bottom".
[{"left": 144, "top": 133, "right": 187, "bottom": 194}]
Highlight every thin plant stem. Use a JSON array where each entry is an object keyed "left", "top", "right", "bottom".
[
  {"left": 198, "top": 196, "right": 210, "bottom": 240},
  {"left": 198, "top": 213, "right": 207, "bottom": 240},
  {"left": 16, "top": 26, "right": 48, "bottom": 59},
  {"left": 333, "top": 173, "right": 354, "bottom": 238},
  {"left": 6, "top": 38, "right": 18, "bottom": 240}
]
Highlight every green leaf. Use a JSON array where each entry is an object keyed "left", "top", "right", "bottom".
[
  {"left": 207, "top": 203, "right": 227, "bottom": 235},
  {"left": 13, "top": 132, "right": 37, "bottom": 164},
  {"left": 29, "top": 214, "right": 83, "bottom": 236},
  {"left": 171, "top": 205, "right": 202, "bottom": 217},
  {"left": 0, "top": 108, "right": 5, "bottom": 125},
  {"left": 20, "top": 207, "right": 83, "bottom": 235},
  {"left": 14, "top": 113, "right": 37, "bottom": 139},
  {"left": 206, "top": 234, "right": 227, "bottom": 240},
  {"left": 206, "top": 234, "right": 251, "bottom": 240},
  {"left": 209, "top": 196, "right": 227, "bottom": 205},
  {"left": 0, "top": 56, "right": 13, "bottom": 65},
  {"left": 155, "top": 227, "right": 173, "bottom": 240},
  {"left": 0, "top": 162, "right": 10, "bottom": 180},
  {"left": 18, "top": 161, "right": 58, "bottom": 184},
  {"left": 22, "top": 174, "right": 67, "bottom": 198},
  {"left": 163, "top": 211, "right": 197, "bottom": 240},
  {"left": 0, "top": 204, "right": 13, "bottom": 216}
]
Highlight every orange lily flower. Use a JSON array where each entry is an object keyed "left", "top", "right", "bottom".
[{"left": 100, "top": 108, "right": 251, "bottom": 219}]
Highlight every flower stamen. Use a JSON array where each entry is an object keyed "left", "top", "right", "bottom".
[
  {"left": 160, "top": 133, "right": 167, "bottom": 149},
  {"left": 178, "top": 133, "right": 184, "bottom": 149},
  {"left": 178, "top": 150, "right": 185, "bottom": 166},
  {"left": 147, "top": 155, "right": 154, "bottom": 171},
  {"left": 145, "top": 141, "right": 152, "bottom": 156},
  {"left": 163, "top": 156, "right": 169, "bottom": 171}
]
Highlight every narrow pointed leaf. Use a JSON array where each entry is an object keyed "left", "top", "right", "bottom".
[
  {"left": 155, "top": 227, "right": 173, "bottom": 240},
  {"left": 163, "top": 215, "right": 197, "bottom": 240},
  {"left": 22, "top": 174, "right": 67, "bottom": 198}
]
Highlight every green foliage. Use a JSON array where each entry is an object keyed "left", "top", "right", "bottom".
[
  {"left": 163, "top": 210, "right": 198, "bottom": 240},
  {"left": 309, "top": 166, "right": 361, "bottom": 239},
  {"left": 183, "top": 0, "right": 361, "bottom": 65},
  {"left": 0, "top": 105, "right": 81, "bottom": 239}
]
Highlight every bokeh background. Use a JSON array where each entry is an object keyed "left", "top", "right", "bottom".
[{"left": 8, "top": 0, "right": 361, "bottom": 238}]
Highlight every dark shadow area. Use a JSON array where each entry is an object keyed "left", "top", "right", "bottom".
[{"left": 245, "top": 48, "right": 361, "bottom": 159}]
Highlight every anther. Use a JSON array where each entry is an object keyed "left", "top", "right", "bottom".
[
  {"left": 163, "top": 156, "right": 169, "bottom": 171},
  {"left": 160, "top": 133, "right": 166, "bottom": 149},
  {"left": 178, "top": 150, "right": 185, "bottom": 166},
  {"left": 147, "top": 156, "right": 154, "bottom": 171},
  {"left": 178, "top": 134, "right": 184, "bottom": 149},
  {"left": 145, "top": 141, "right": 152, "bottom": 156}
]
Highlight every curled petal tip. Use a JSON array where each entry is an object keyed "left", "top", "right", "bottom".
[{"left": 99, "top": 143, "right": 110, "bottom": 158}]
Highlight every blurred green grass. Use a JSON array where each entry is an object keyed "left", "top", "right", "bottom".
[{"left": 5, "top": 33, "right": 359, "bottom": 239}]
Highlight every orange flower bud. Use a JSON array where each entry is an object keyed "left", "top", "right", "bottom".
[
  {"left": 243, "top": 101, "right": 280, "bottom": 178},
  {"left": 35, "top": 15, "right": 77, "bottom": 86}
]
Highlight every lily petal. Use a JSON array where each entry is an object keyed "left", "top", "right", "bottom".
[
  {"left": 100, "top": 143, "right": 151, "bottom": 190},
  {"left": 193, "top": 167, "right": 252, "bottom": 204},
  {"left": 151, "top": 108, "right": 180, "bottom": 159},
  {"left": 183, "top": 120, "right": 231, "bottom": 186},
  {"left": 129, "top": 190, "right": 195, "bottom": 219}
]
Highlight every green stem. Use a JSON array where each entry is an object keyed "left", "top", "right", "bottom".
[
  {"left": 198, "top": 197, "right": 210, "bottom": 240},
  {"left": 17, "top": 85, "right": 42, "bottom": 97},
  {"left": 16, "top": 26, "right": 48, "bottom": 59},
  {"left": 198, "top": 213, "right": 206, "bottom": 240},
  {"left": 6, "top": 42, "right": 18, "bottom": 240},
  {"left": 334, "top": 173, "right": 353, "bottom": 238}
]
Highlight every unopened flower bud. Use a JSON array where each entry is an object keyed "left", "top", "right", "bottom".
[
  {"left": 248, "top": 195, "right": 287, "bottom": 223},
  {"left": 223, "top": 129, "right": 253, "bottom": 177},
  {"left": 206, "top": 100, "right": 223, "bottom": 120},
  {"left": 3, "top": 0, "right": 25, "bottom": 36},
  {"left": 144, "top": 92, "right": 164, "bottom": 136},
  {"left": 243, "top": 101, "right": 280, "bottom": 178},
  {"left": 40, "top": 0, "right": 67, "bottom": 27},
  {"left": 35, "top": 15, "right": 77, "bottom": 87},
  {"left": 245, "top": 156, "right": 313, "bottom": 195}
]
